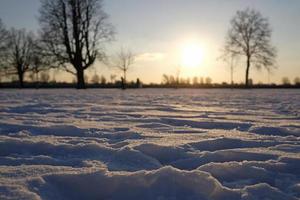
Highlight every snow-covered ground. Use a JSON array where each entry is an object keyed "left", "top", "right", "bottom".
[{"left": 0, "top": 89, "right": 299, "bottom": 200}]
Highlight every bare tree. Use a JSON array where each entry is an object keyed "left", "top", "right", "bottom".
[
  {"left": 29, "top": 44, "right": 50, "bottom": 87},
  {"left": 282, "top": 77, "right": 291, "bottom": 85},
  {"left": 0, "top": 19, "right": 8, "bottom": 53},
  {"left": 100, "top": 75, "right": 106, "bottom": 85},
  {"left": 221, "top": 52, "right": 239, "bottom": 85},
  {"left": 205, "top": 77, "right": 212, "bottom": 85},
  {"left": 186, "top": 77, "right": 191, "bottom": 85},
  {"left": 39, "top": 0, "right": 114, "bottom": 89},
  {"left": 294, "top": 77, "right": 300, "bottom": 86},
  {"left": 162, "top": 74, "right": 170, "bottom": 85},
  {"left": 192, "top": 77, "right": 199, "bottom": 86},
  {"left": 176, "top": 66, "right": 181, "bottom": 86},
  {"left": 91, "top": 73, "right": 100, "bottom": 84},
  {"left": 0, "top": 19, "right": 8, "bottom": 76},
  {"left": 5, "top": 28, "right": 35, "bottom": 88},
  {"left": 30, "top": 55, "right": 43, "bottom": 84},
  {"left": 199, "top": 77, "right": 204, "bottom": 85},
  {"left": 110, "top": 74, "right": 116, "bottom": 84},
  {"left": 266, "top": 66, "right": 275, "bottom": 85},
  {"left": 224, "top": 8, "right": 277, "bottom": 87},
  {"left": 112, "top": 48, "right": 135, "bottom": 89},
  {"left": 169, "top": 75, "right": 176, "bottom": 85}
]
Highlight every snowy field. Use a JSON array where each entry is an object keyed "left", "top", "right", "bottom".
[{"left": 0, "top": 89, "right": 299, "bottom": 200}]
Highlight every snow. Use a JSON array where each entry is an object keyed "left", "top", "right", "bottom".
[{"left": 0, "top": 89, "right": 299, "bottom": 200}]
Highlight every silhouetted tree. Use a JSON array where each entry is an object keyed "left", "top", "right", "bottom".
[
  {"left": 110, "top": 74, "right": 116, "bottom": 84},
  {"left": 0, "top": 19, "right": 6, "bottom": 42},
  {"left": 205, "top": 77, "right": 212, "bottom": 85},
  {"left": 222, "top": 53, "right": 239, "bottom": 85},
  {"left": 91, "top": 73, "right": 100, "bottom": 84},
  {"left": 224, "top": 8, "right": 276, "bottom": 87},
  {"left": 294, "top": 77, "right": 300, "bottom": 86},
  {"left": 30, "top": 57, "right": 41, "bottom": 84},
  {"left": 120, "top": 77, "right": 125, "bottom": 88},
  {"left": 112, "top": 48, "right": 135, "bottom": 89},
  {"left": 282, "top": 77, "right": 290, "bottom": 85},
  {"left": 0, "top": 19, "right": 8, "bottom": 60},
  {"left": 162, "top": 74, "right": 170, "bottom": 85},
  {"left": 136, "top": 78, "right": 142, "bottom": 88},
  {"left": 200, "top": 77, "right": 204, "bottom": 85},
  {"left": 192, "top": 77, "right": 199, "bottom": 86},
  {"left": 5, "top": 28, "right": 35, "bottom": 88},
  {"left": 100, "top": 75, "right": 106, "bottom": 85},
  {"left": 29, "top": 45, "right": 50, "bottom": 87},
  {"left": 39, "top": 0, "right": 114, "bottom": 89},
  {"left": 186, "top": 77, "right": 191, "bottom": 85},
  {"left": 0, "top": 19, "right": 8, "bottom": 80},
  {"left": 180, "top": 78, "right": 186, "bottom": 85},
  {"left": 169, "top": 75, "right": 176, "bottom": 85}
]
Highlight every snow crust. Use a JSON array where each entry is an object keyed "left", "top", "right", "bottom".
[{"left": 0, "top": 89, "right": 299, "bottom": 200}]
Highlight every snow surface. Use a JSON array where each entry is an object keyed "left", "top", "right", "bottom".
[{"left": 0, "top": 89, "right": 299, "bottom": 200}]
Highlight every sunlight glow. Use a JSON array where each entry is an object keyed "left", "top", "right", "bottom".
[{"left": 181, "top": 43, "right": 205, "bottom": 68}]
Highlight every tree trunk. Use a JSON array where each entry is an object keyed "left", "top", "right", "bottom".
[
  {"left": 76, "top": 68, "right": 86, "bottom": 89},
  {"left": 122, "top": 70, "right": 126, "bottom": 90},
  {"left": 18, "top": 71, "right": 24, "bottom": 88},
  {"left": 245, "top": 56, "right": 250, "bottom": 88}
]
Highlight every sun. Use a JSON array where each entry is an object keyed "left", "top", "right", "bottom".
[{"left": 181, "top": 43, "right": 204, "bottom": 68}]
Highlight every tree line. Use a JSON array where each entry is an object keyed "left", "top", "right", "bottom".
[
  {"left": 0, "top": 1, "right": 295, "bottom": 89},
  {"left": 162, "top": 74, "right": 212, "bottom": 87},
  {"left": 0, "top": 0, "right": 116, "bottom": 89}
]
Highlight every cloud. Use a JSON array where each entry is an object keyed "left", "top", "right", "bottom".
[{"left": 135, "top": 52, "right": 165, "bottom": 62}]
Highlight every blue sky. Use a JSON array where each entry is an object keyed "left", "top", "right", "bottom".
[{"left": 0, "top": 0, "right": 299, "bottom": 84}]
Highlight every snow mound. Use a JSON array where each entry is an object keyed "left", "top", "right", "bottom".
[
  {"left": 242, "top": 183, "right": 297, "bottom": 200},
  {"left": 134, "top": 143, "right": 192, "bottom": 164},
  {"left": 249, "top": 126, "right": 300, "bottom": 137},
  {"left": 160, "top": 118, "right": 252, "bottom": 131},
  {"left": 0, "top": 138, "right": 161, "bottom": 171},
  {"left": 0, "top": 123, "right": 85, "bottom": 137},
  {"left": 187, "top": 137, "right": 279, "bottom": 151},
  {"left": 172, "top": 150, "right": 278, "bottom": 170},
  {"left": 31, "top": 166, "right": 240, "bottom": 200},
  {"left": 0, "top": 184, "right": 41, "bottom": 200}
]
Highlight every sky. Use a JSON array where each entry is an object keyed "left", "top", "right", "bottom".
[{"left": 0, "top": 0, "right": 299, "bottom": 84}]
